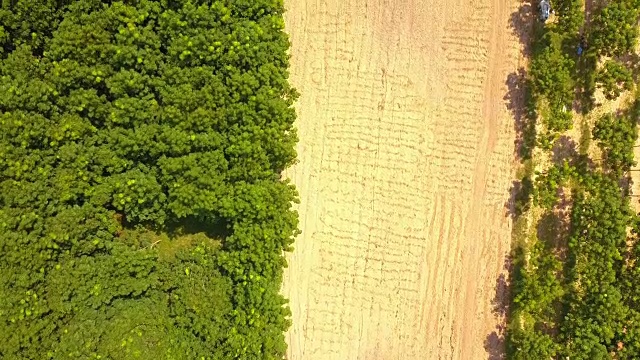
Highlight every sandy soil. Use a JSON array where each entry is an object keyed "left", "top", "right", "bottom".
[{"left": 281, "top": 0, "right": 523, "bottom": 359}]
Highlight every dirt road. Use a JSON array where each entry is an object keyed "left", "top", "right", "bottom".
[{"left": 281, "top": 0, "right": 523, "bottom": 359}]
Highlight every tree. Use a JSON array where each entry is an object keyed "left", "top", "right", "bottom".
[
  {"left": 589, "top": 1, "right": 640, "bottom": 57},
  {"left": 0, "top": 0, "right": 300, "bottom": 358},
  {"left": 592, "top": 111, "right": 637, "bottom": 174},
  {"left": 560, "top": 174, "right": 632, "bottom": 359},
  {"left": 529, "top": 31, "right": 575, "bottom": 132},
  {"left": 596, "top": 60, "right": 634, "bottom": 101}
]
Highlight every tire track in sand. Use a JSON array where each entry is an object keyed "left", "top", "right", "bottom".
[{"left": 281, "top": 0, "right": 521, "bottom": 359}]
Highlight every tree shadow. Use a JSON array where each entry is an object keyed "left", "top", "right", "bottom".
[
  {"left": 537, "top": 189, "right": 572, "bottom": 257},
  {"left": 575, "top": 51, "right": 598, "bottom": 114},
  {"left": 489, "top": 2, "right": 536, "bottom": 358},
  {"left": 502, "top": 6, "right": 537, "bottom": 218},
  {"left": 165, "top": 215, "right": 231, "bottom": 240},
  {"left": 584, "top": 0, "right": 604, "bottom": 26},
  {"left": 552, "top": 135, "right": 579, "bottom": 166},
  {"left": 484, "top": 331, "right": 506, "bottom": 360},
  {"left": 505, "top": 180, "right": 519, "bottom": 220},
  {"left": 537, "top": 210, "right": 561, "bottom": 247},
  {"left": 114, "top": 212, "right": 231, "bottom": 255},
  {"left": 484, "top": 255, "right": 512, "bottom": 360},
  {"left": 506, "top": 176, "right": 533, "bottom": 219},
  {"left": 619, "top": 52, "right": 640, "bottom": 83},
  {"left": 509, "top": 0, "right": 535, "bottom": 58},
  {"left": 492, "top": 259, "right": 512, "bottom": 318},
  {"left": 506, "top": 68, "right": 537, "bottom": 160},
  {"left": 573, "top": 0, "right": 603, "bottom": 114},
  {"left": 620, "top": 174, "right": 632, "bottom": 196}
]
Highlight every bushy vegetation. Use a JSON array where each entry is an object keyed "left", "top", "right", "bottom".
[
  {"left": 508, "top": 239, "right": 564, "bottom": 360},
  {"left": 509, "top": 119, "right": 640, "bottom": 358},
  {"left": 529, "top": 31, "right": 575, "bottom": 133},
  {"left": 596, "top": 60, "right": 634, "bottom": 101},
  {"left": 560, "top": 171, "right": 632, "bottom": 359},
  {"left": 592, "top": 109, "right": 638, "bottom": 174},
  {"left": 0, "top": 0, "right": 300, "bottom": 359},
  {"left": 507, "top": 0, "right": 640, "bottom": 358},
  {"left": 524, "top": 0, "right": 584, "bottom": 146},
  {"left": 532, "top": 161, "right": 574, "bottom": 209},
  {"left": 582, "top": 0, "right": 640, "bottom": 108},
  {"left": 589, "top": 0, "right": 640, "bottom": 58},
  {"left": 553, "top": 0, "right": 583, "bottom": 35}
]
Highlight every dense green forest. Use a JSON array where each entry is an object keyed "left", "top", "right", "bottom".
[
  {"left": 507, "top": 0, "right": 640, "bottom": 358},
  {"left": 0, "top": 0, "right": 300, "bottom": 358}
]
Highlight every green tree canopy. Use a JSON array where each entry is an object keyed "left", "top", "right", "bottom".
[
  {"left": 0, "top": 0, "right": 300, "bottom": 358},
  {"left": 596, "top": 60, "right": 634, "bottom": 101},
  {"left": 592, "top": 111, "right": 638, "bottom": 174},
  {"left": 589, "top": 1, "right": 640, "bottom": 58}
]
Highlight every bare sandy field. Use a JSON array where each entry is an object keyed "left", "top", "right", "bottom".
[{"left": 281, "top": 0, "right": 523, "bottom": 359}]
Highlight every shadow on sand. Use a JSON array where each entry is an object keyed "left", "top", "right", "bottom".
[
  {"left": 485, "top": 1, "right": 535, "bottom": 359},
  {"left": 484, "top": 256, "right": 512, "bottom": 360}
]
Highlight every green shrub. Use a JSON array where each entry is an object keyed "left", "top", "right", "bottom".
[
  {"left": 592, "top": 111, "right": 637, "bottom": 174},
  {"left": 589, "top": 1, "right": 640, "bottom": 58},
  {"left": 0, "top": 0, "right": 300, "bottom": 358},
  {"left": 529, "top": 31, "right": 575, "bottom": 132},
  {"left": 596, "top": 60, "right": 634, "bottom": 101}
]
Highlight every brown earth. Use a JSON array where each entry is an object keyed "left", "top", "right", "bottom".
[{"left": 281, "top": 0, "right": 524, "bottom": 359}]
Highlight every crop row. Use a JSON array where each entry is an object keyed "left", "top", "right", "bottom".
[{"left": 507, "top": 0, "right": 640, "bottom": 358}]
